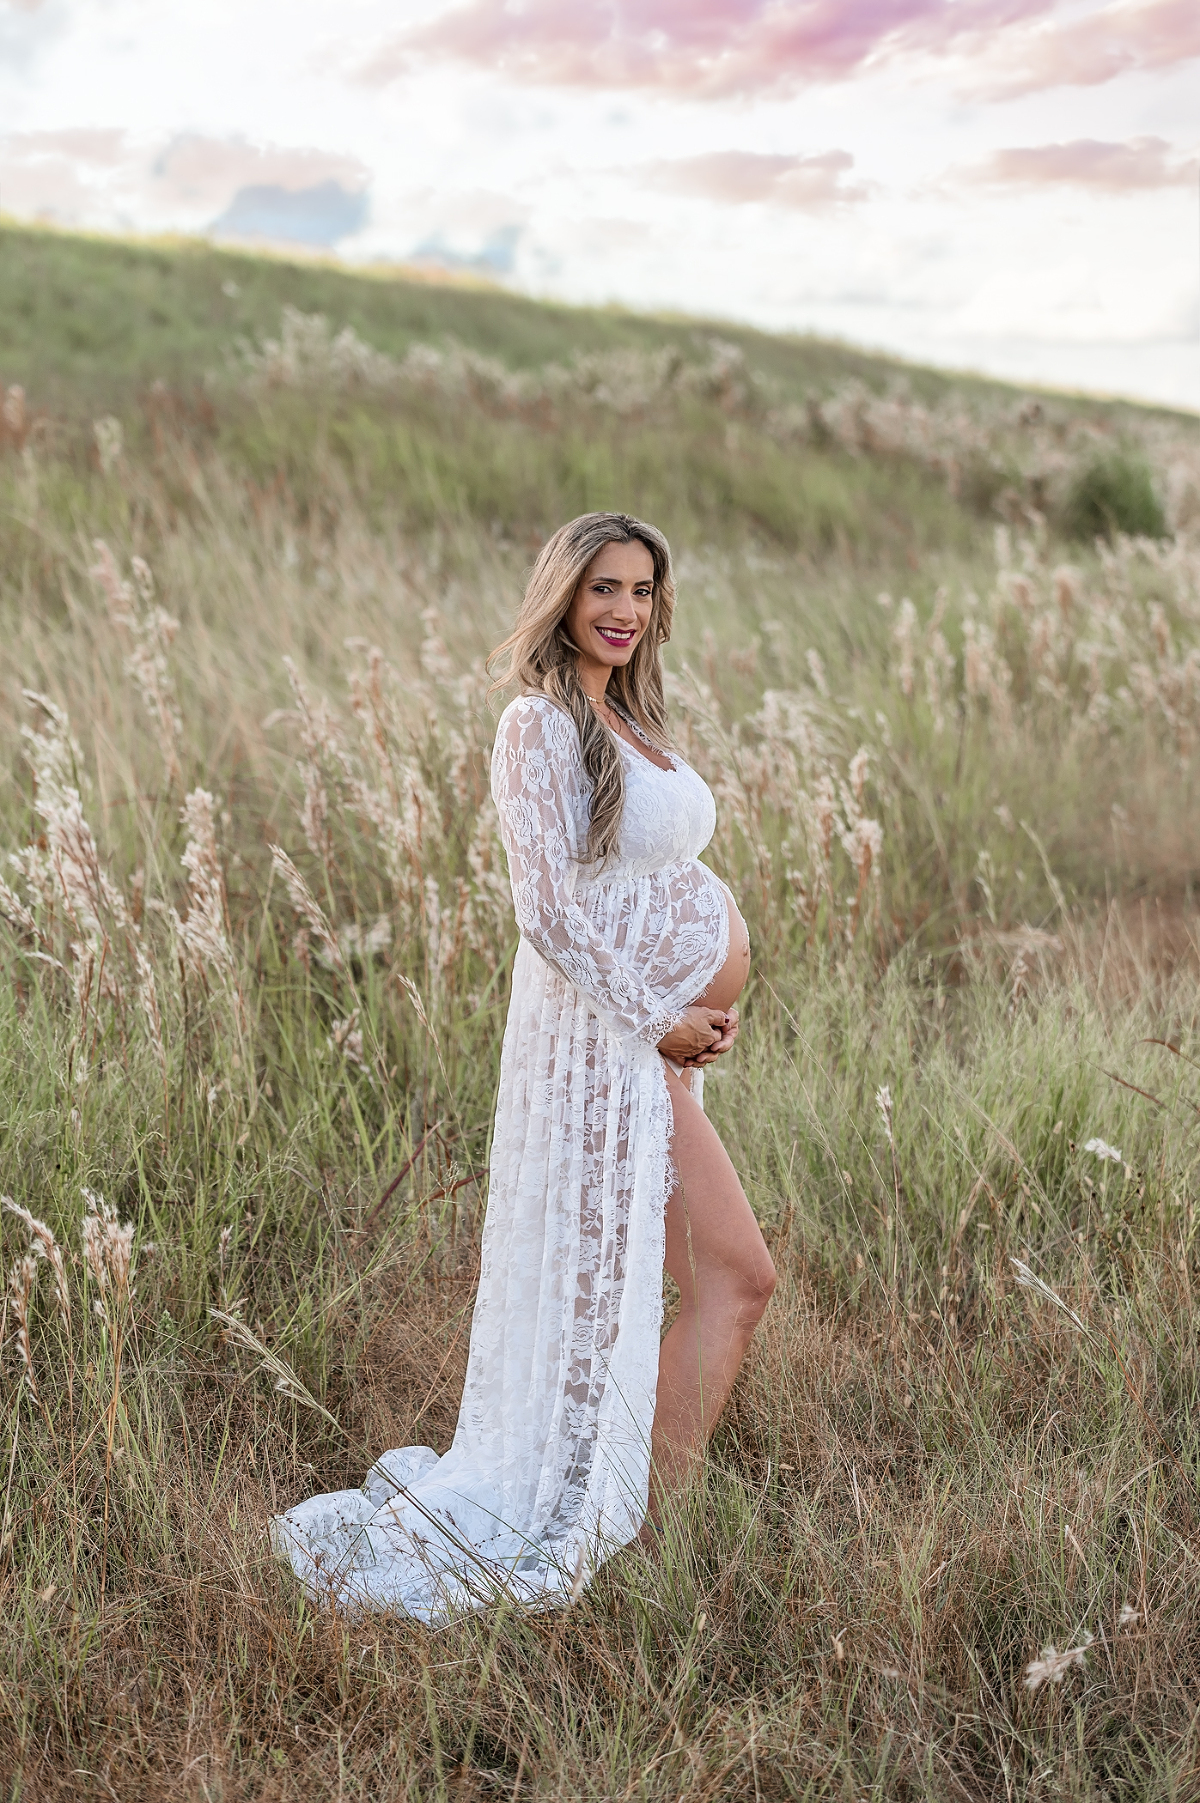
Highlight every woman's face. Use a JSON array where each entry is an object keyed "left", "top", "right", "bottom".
[{"left": 563, "top": 539, "right": 655, "bottom": 687}]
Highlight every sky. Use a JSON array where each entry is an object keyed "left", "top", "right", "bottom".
[{"left": 1, "top": 0, "right": 1198, "bottom": 410}]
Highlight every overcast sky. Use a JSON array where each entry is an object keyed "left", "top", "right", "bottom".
[{"left": 2, "top": 0, "right": 1198, "bottom": 409}]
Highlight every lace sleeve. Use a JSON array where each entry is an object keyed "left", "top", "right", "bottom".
[{"left": 491, "top": 695, "right": 684, "bottom": 1047}]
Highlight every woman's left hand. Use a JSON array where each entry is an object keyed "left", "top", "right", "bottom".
[{"left": 683, "top": 1007, "right": 738, "bottom": 1067}]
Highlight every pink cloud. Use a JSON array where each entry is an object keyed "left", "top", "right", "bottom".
[
  {"left": 360, "top": 0, "right": 1045, "bottom": 97},
  {"left": 359, "top": 0, "right": 1200, "bottom": 98},
  {"left": 969, "top": 0, "right": 1200, "bottom": 95},
  {"left": 152, "top": 136, "right": 369, "bottom": 209},
  {"left": 2, "top": 128, "right": 128, "bottom": 165},
  {"left": 0, "top": 130, "right": 136, "bottom": 222},
  {"left": 0, "top": 130, "right": 372, "bottom": 230},
  {"left": 647, "top": 148, "right": 869, "bottom": 208},
  {"left": 962, "top": 136, "right": 1197, "bottom": 190}
]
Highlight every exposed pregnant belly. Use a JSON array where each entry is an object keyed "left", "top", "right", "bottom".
[{"left": 695, "top": 889, "right": 750, "bottom": 1013}]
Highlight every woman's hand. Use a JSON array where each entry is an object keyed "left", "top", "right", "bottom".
[
  {"left": 687, "top": 1006, "right": 738, "bottom": 1067},
  {"left": 657, "top": 1006, "right": 736, "bottom": 1066}
]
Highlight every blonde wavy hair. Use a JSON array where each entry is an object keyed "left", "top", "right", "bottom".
[{"left": 488, "top": 512, "right": 676, "bottom": 866}]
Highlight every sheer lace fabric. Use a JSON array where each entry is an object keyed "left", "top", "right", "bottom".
[{"left": 272, "top": 694, "right": 731, "bottom": 1620}]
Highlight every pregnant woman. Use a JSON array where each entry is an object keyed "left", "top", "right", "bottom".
[{"left": 273, "top": 512, "right": 775, "bottom": 1619}]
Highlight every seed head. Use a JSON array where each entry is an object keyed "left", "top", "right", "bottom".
[
  {"left": 7, "top": 1254, "right": 39, "bottom": 1397},
  {"left": 1024, "top": 1634, "right": 1092, "bottom": 1691},
  {"left": 3, "top": 1199, "right": 70, "bottom": 1329}
]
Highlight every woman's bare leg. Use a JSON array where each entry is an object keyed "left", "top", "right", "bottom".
[{"left": 647, "top": 1065, "right": 776, "bottom": 1519}]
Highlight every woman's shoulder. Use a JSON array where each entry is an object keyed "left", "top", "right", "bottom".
[{"left": 494, "top": 690, "right": 579, "bottom": 757}]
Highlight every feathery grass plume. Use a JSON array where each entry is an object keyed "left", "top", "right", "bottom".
[
  {"left": 1024, "top": 1635, "right": 1092, "bottom": 1691},
  {"left": 81, "top": 1188, "right": 135, "bottom": 1319},
  {"left": 270, "top": 845, "right": 345, "bottom": 973},
  {"left": 208, "top": 1308, "right": 347, "bottom": 1436},
  {"left": 81, "top": 1185, "right": 137, "bottom": 1606},
  {"left": 1010, "top": 1258, "right": 1086, "bottom": 1332},
  {"left": 893, "top": 599, "right": 917, "bottom": 698},
  {"left": 2, "top": 383, "right": 26, "bottom": 440},
  {"left": 1083, "top": 1137, "right": 1123, "bottom": 1163},
  {"left": 7, "top": 1253, "right": 39, "bottom": 1398},
  {"left": 328, "top": 1012, "right": 366, "bottom": 1068},
  {"left": 20, "top": 691, "right": 133, "bottom": 1004},
  {"left": 88, "top": 538, "right": 135, "bottom": 623},
  {"left": 92, "top": 416, "right": 123, "bottom": 475},
  {"left": 90, "top": 542, "right": 182, "bottom": 785},
  {"left": 21, "top": 690, "right": 84, "bottom": 811},
  {"left": 281, "top": 656, "right": 351, "bottom": 875},
  {"left": 335, "top": 917, "right": 392, "bottom": 963},
  {"left": 343, "top": 640, "right": 445, "bottom": 906},
  {"left": 135, "top": 946, "right": 170, "bottom": 1130},
  {"left": 174, "top": 789, "right": 235, "bottom": 979},
  {"left": 844, "top": 818, "right": 883, "bottom": 938},
  {"left": 923, "top": 627, "right": 955, "bottom": 733},
  {"left": 3, "top": 1200, "right": 70, "bottom": 1330},
  {"left": 0, "top": 872, "right": 42, "bottom": 943}
]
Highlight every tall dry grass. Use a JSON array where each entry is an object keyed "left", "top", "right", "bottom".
[{"left": 0, "top": 304, "right": 1199, "bottom": 1798}]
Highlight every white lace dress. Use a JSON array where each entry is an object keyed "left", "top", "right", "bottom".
[{"left": 271, "top": 693, "right": 731, "bottom": 1620}]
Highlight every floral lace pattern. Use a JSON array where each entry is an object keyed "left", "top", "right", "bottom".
[{"left": 272, "top": 693, "right": 731, "bottom": 1620}]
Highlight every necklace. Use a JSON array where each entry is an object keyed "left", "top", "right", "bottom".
[
  {"left": 588, "top": 696, "right": 674, "bottom": 769},
  {"left": 588, "top": 695, "right": 625, "bottom": 737}
]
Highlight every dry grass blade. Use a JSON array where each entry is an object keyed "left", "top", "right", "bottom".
[{"left": 208, "top": 1308, "right": 348, "bottom": 1438}]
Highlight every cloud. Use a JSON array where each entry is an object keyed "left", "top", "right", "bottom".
[
  {"left": 410, "top": 221, "right": 522, "bottom": 274},
  {"left": 970, "top": 0, "right": 1200, "bottom": 96},
  {"left": 358, "top": 0, "right": 1200, "bottom": 99},
  {"left": 0, "top": 130, "right": 372, "bottom": 238},
  {"left": 959, "top": 137, "right": 1197, "bottom": 191},
  {"left": 359, "top": 0, "right": 1039, "bottom": 97},
  {"left": 153, "top": 135, "right": 369, "bottom": 212},
  {"left": 211, "top": 181, "right": 369, "bottom": 248},
  {"left": 0, "top": 130, "right": 371, "bottom": 239},
  {"left": 2, "top": 127, "right": 128, "bottom": 165},
  {"left": 0, "top": 0, "right": 71, "bottom": 73},
  {"left": 0, "top": 129, "right": 137, "bottom": 222},
  {"left": 646, "top": 149, "right": 869, "bottom": 209}
]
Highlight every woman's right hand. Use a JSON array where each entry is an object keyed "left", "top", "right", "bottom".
[{"left": 657, "top": 1006, "right": 730, "bottom": 1065}]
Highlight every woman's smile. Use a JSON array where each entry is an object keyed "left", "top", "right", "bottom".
[{"left": 563, "top": 538, "right": 656, "bottom": 684}]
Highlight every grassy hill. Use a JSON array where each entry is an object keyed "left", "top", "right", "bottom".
[
  {"left": 1, "top": 218, "right": 1028, "bottom": 410},
  {"left": 2, "top": 220, "right": 1192, "bottom": 567},
  {"left": 2, "top": 224, "right": 1200, "bottom": 1799}
]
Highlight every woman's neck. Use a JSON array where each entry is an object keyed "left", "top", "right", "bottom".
[{"left": 576, "top": 659, "right": 612, "bottom": 707}]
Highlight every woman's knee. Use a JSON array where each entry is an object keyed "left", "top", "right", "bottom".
[
  {"left": 697, "top": 1245, "right": 776, "bottom": 1325},
  {"left": 737, "top": 1252, "right": 777, "bottom": 1321}
]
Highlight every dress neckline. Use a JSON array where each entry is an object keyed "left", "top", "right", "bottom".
[{"left": 608, "top": 706, "right": 677, "bottom": 775}]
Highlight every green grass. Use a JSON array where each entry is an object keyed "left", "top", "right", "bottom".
[
  {"left": 0, "top": 223, "right": 1199, "bottom": 1799},
  {"left": 1, "top": 219, "right": 1026, "bottom": 413}
]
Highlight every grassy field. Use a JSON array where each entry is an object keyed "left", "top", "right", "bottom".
[{"left": 2, "top": 222, "right": 1200, "bottom": 1799}]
